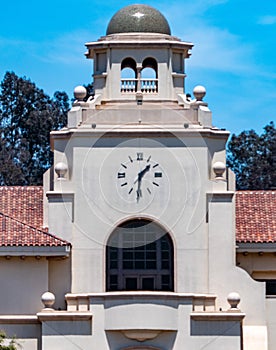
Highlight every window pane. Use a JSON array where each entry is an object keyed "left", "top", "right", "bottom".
[
  {"left": 135, "top": 260, "right": 144, "bottom": 269},
  {"left": 161, "top": 275, "right": 170, "bottom": 291},
  {"left": 142, "top": 277, "right": 155, "bottom": 290},
  {"left": 110, "top": 250, "right": 117, "bottom": 259},
  {"left": 110, "top": 260, "right": 118, "bottom": 269},
  {"left": 109, "top": 275, "right": 118, "bottom": 291},
  {"left": 146, "top": 260, "right": 156, "bottom": 269},
  {"left": 146, "top": 252, "right": 156, "bottom": 260},
  {"left": 135, "top": 251, "right": 145, "bottom": 260},
  {"left": 123, "top": 251, "right": 133, "bottom": 260},
  {"left": 125, "top": 277, "right": 137, "bottom": 290},
  {"left": 266, "top": 280, "right": 276, "bottom": 295},
  {"left": 162, "top": 260, "right": 169, "bottom": 269},
  {"left": 123, "top": 260, "right": 134, "bottom": 269}
]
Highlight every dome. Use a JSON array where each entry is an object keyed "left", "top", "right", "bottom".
[{"left": 106, "top": 4, "right": 171, "bottom": 35}]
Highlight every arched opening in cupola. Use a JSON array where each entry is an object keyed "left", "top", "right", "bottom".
[
  {"left": 121, "top": 57, "right": 137, "bottom": 93},
  {"left": 141, "top": 57, "right": 158, "bottom": 93}
]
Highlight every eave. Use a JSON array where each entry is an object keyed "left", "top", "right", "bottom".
[
  {"left": 236, "top": 242, "right": 276, "bottom": 253},
  {"left": 0, "top": 244, "right": 71, "bottom": 257}
]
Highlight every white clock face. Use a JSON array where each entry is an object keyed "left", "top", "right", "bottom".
[{"left": 117, "top": 152, "right": 163, "bottom": 203}]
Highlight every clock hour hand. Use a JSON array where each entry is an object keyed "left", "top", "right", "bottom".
[{"left": 134, "top": 164, "right": 151, "bottom": 184}]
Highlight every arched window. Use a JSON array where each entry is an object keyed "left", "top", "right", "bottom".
[
  {"left": 121, "top": 57, "right": 137, "bottom": 93},
  {"left": 141, "top": 57, "right": 158, "bottom": 93},
  {"left": 106, "top": 219, "right": 174, "bottom": 292}
]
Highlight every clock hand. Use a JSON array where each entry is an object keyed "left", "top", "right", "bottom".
[
  {"left": 136, "top": 181, "right": 142, "bottom": 201},
  {"left": 134, "top": 164, "right": 151, "bottom": 184},
  {"left": 135, "top": 165, "right": 150, "bottom": 202},
  {"left": 139, "top": 164, "right": 150, "bottom": 178}
]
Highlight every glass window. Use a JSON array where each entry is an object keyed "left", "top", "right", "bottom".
[
  {"left": 257, "top": 279, "right": 276, "bottom": 295},
  {"left": 106, "top": 219, "right": 174, "bottom": 291}
]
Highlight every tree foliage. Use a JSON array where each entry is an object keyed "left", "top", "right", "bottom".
[
  {"left": 0, "top": 72, "right": 69, "bottom": 185},
  {"left": 227, "top": 121, "right": 276, "bottom": 190},
  {"left": 0, "top": 331, "right": 17, "bottom": 350}
]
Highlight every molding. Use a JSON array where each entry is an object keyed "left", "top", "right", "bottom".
[
  {"left": 191, "top": 312, "right": 245, "bottom": 321},
  {"left": 0, "top": 245, "right": 70, "bottom": 257},
  {"left": 66, "top": 291, "right": 217, "bottom": 301},
  {"left": 0, "top": 315, "right": 39, "bottom": 324},
  {"left": 171, "top": 72, "right": 187, "bottom": 78},
  {"left": 46, "top": 191, "right": 74, "bottom": 200},
  {"left": 237, "top": 242, "right": 276, "bottom": 252},
  {"left": 51, "top": 128, "right": 230, "bottom": 139},
  {"left": 37, "top": 311, "right": 92, "bottom": 322},
  {"left": 207, "top": 192, "right": 235, "bottom": 200}
]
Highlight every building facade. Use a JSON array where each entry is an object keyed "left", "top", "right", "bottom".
[{"left": 0, "top": 4, "right": 275, "bottom": 350}]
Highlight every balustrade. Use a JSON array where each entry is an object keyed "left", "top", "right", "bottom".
[{"left": 121, "top": 79, "right": 158, "bottom": 94}]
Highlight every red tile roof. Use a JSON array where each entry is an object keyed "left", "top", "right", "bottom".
[
  {"left": 0, "top": 187, "right": 275, "bottom": 246},
  {"left": 0, "top": 187, "right": 69, "bottom": 247},
  {"left": 0, "top": 187, "right": 43, "bottom": 228},
  {"left": 236, "top": 191, "right": 276, "bottom": 243}
]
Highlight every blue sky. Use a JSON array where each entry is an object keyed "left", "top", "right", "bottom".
[{"left": 0, "top": 0, "right": 275, "bottom": 135}]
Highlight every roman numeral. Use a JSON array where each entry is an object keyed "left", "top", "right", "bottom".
[
  {"left": 147, "top": 155, "right": 151, "bottom": 162},
  {"left": 118, "top": 172, "right": 126, "bottom": 178},
  {"left": 154, "top": 172, "right": 162, "bottom": 178},
  {"left": 121, "top": 163, "right": 127, "bottom": 169},
  {"left": 153, "top": 164, "right": 159, "bottom": 168},
  {"left": 153, "top": 182, "right": 159, "bottom": 187},
  {"left": 121, "top": 182, "right": 127, "bottom": 187},
  {"left": 137, "top": 152, "right": 143, "bottom": 161},
  {"left": 129, "top": 187, "right": 133, "bottom": 194}
]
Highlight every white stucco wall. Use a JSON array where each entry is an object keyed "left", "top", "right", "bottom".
[{"left": 0, "top": 257, "right": 48, "bottom": 314}]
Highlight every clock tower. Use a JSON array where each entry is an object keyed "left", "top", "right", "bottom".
[{"left": 43, "top": 4, "right": 268, "bottom": 349}]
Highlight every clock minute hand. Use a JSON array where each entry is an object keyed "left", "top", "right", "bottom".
[{"left": 135, "top": 165, "right": 150, "bottom": 202}]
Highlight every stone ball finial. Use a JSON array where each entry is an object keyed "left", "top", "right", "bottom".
[
  {"left": 213, "top": 161, "right": 226, "bottom": 178},
  {"left": 74, "top": 86, "right": 87, "bottom": 101},
  {"left": 41, "top": 291, "right": 55, "bottom": 309},
  {"left": 55, "top": 162, "right": 68, "bottom": 179},
  {"left": 193, "top": 85, "right": 206, "bottom": 101},
  {"left": 227, "top": 292, "right": 241, "bottom": 310}
]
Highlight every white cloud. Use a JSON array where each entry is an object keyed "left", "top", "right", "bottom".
[
  {"left": 161, "top": 3, "right": 256, "bottom": 75},
  {"left": 184, "top": 25, "right": 255, "bottom": 74},
  {"left": 0, "top": 30, "right": 93, "bottom": 66},
  {"left": 160, "top": 0, "right": 228, "bottom": 20},
  {"left": 258, "top": 15, "right": 276, "bottom": 25}
]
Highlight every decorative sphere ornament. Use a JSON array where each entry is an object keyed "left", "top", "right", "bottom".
[
  {"left": 213, "top": 161, "right": 226, "bottom": 178},
  {"left": 41, "top": 291, "right": 55, "bottom": 309},
  {"left": 227, "top": 292, "right": 241, "bottom": 310},
  {"left": 74, "top": 86, "right": 87, "bottom": 101},
  {"left": 193, "top": 85, "right": 206, "bottom": 101},
  {"left": 55, "top": 162, "right": 68, "bottom": 179}
]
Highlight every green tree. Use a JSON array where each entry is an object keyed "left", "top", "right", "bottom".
[
  {"left": 227, "top": 121, "right": 276, "bottom": 190},
  {"left": 0, "top": 331, "right": 17, "bottom": 350},
  {"left": 0, "top": 72, "right": 69, "bottom": 185}
]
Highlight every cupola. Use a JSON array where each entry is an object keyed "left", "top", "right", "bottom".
[{"left": 85, "top": 4, "right": 193, "bottom": 105}]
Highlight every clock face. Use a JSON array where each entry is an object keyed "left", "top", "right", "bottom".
[{"left": 117, "top": 152, "right": 163, "bottom": 203}]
